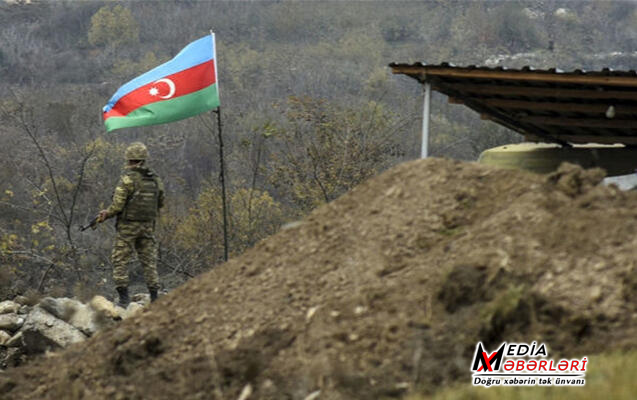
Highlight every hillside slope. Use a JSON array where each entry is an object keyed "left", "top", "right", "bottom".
[{"left": 1, "top": 158, "right": 636, "bottom": 399}]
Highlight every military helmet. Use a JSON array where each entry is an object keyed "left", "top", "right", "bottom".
[{"left": 125, "top": 142, "right": 149, "bottom": 161}]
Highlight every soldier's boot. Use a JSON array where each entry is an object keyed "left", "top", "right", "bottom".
[
  {"left": 116, "top": 286, "right": 130, "bottom": 308},
  {"left": 149, "top": 287, "right": 158, "bottom": 303}
]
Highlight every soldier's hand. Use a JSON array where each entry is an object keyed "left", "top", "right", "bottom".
[{"left": 97, "top": 210, "right": 108, "bottom": 223}]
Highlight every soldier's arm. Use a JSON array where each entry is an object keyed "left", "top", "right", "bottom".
[
  {"left": 104, "top": 175, "right": 135, "bottom": 218},
  {"left": 157, "top": 176, "right": 165, "bottom": 209}
]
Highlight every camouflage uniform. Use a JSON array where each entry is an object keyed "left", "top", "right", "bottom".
[{"left": 105, "top": 165, "right": 165, "bottom": 291}]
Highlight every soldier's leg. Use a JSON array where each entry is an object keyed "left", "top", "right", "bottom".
[
  {"left": 112, "top": 233, "right": 134, "bottom": 306},
  {"left": 136, "top": 232, "right": 159, "bottom": 298}
]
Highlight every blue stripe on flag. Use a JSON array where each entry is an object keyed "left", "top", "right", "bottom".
[{"left": 103, "top": 35, "right": 214, "bottom": 113}]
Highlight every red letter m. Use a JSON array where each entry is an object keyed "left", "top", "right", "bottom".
[{"left": 471, "top": 342, "right": 506, "bottom": 372}]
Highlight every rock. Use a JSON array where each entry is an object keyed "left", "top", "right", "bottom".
[
  {"left": 3, "top": 347, "right": 25, "bottom": 368},
  {"left": 281, "top": 220, "right": 304, "bottom": 230},
  {"left": 67, "top": 303, "right": 99, "bottom": 336},
  {"left": 38, "top": 297, "right": 83, "bottom": 322},
  {"left": 89, "top": 296, "right": 122, "bottom": 320},
  {"left": 123, "top": 302, "right": 144, "bottom": 319},
  {"left": 590, "top": 286, "right": 603, "bottom": 302},
  {"left": 0, "top": 330, "right": 11, "bottom": 345},
  {"left": 20, "top": 306, "right": 87, "bottom": 354},
  {"left": 0, "top": 314, "right": 24, "bottom": 332},
  {"left": 18, "top": 305, "right": 30, "bottom": 315},
  {"left": 306, "top": 306, "right": 319, "bottom": 322},
  {"left": 395, "top": 382, "right": 410, "bottom": 390},
  {"left": 237, "top": 384, "right": 252, "bottom": 400},
  {"left": 0, "top": 300, "right": 19, "bottom": 315},
  {"left": 6, "top": 331, "right": 24, "bottom": 348},
  {"left": 131, "top": 293, "right": 150, "bottom": 305},
  {"left": 37, "top": 297, "right": 66, "bottom": 319},
  {"left": 546, "top": 163, "right": 605, "bottom": 197},
  {"left": 304, "top": 391, "right": 321, "bottom": 400}
]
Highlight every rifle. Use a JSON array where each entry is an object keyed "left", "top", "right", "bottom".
[{"left": 79, "top": 215, "right": 99, "bottom": 232}]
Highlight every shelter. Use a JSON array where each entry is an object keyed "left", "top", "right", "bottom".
[{"left": 390, "top": 62, "right": 637, "bottom": 153}]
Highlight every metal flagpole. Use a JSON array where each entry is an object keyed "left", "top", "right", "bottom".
[
  {"left": 421, "top": 82, "right": 431, "bottom": 158},
  {"left": 215, "top": 107, "right": 229, "bottom": 262},
  {"left": 211, "top": 30, "right": 229, "bottom": 262}
]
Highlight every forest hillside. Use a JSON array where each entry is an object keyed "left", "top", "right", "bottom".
[{"left": 2, "top": 2, "right": 637, "bottom": 398}]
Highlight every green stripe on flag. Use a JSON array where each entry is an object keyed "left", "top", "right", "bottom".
[{"left": 105, "top": 84, "right": 219, "bottom": 132}]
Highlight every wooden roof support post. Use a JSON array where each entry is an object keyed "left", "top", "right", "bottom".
[{"left": 421, "top": 81, "right": 431, "bottom": 158}]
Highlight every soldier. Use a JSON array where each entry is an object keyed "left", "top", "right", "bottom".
[{"left": 97, "top": 142, "right": 165, "bottom": 307}]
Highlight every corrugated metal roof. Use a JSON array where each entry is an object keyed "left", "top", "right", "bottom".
[
  {"left": 390, "top": 62, "right": 637, "bottom": 77},
  {"left": 390, "top": 63, "right": 637, "bottom": 146}
]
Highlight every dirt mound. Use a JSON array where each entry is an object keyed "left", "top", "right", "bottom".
[{"left": 2, "top": 158, "right": 637, "bottom": 399}]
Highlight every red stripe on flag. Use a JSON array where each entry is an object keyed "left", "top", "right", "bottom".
[{"left": 104, "top": 60, "right": 216, "bottom": 119}]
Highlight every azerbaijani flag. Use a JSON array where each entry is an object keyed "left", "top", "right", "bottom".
[{"left": 103, "top": 34, "right": 219, "bottom": 132}]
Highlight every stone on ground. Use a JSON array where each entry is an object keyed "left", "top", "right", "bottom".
[
  {"left": 20, "top": 306, "right": 87, "bottom": 354},
  {"left": 89, "top": 296, "right": 122, "bottom": 320},
  {"left": 0, "top": 330, "right": 11, "bottom": 346},
  {"left": 0, "top": 301, "right": 19, "bottom": 315},
  {"left": 0, "top": 314, "right": 24, "bottom": 332}
]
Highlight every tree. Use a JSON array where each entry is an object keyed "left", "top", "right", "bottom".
[
  {"left": 0, "top": 90, "right": 100, "bottom": 296},
  {"left": 88, "top": 5, "right": 139, "bottom": 48},
  {"left": 492, "top": 3, "right": 543, "bottom": 53},
  {"left": 174, "top": 186, "right": 284, "bottom": 272},
  {"left": 268, "top": 97, "right": 407, "bottom": 212},
  {"left": 111, "top": 51, "right": 163, "bottom": 79}
]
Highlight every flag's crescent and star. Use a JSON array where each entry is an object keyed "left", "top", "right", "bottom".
[
  {"left": 102, "top": 35, "right": 220, "bottom": 132},
  {"left": 150, "top": 78, "right": 176, "bottom": 99}
]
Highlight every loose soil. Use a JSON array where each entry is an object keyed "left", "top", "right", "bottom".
[{"left": 2, "top": 158, "right": 636, "bottom": 399}]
